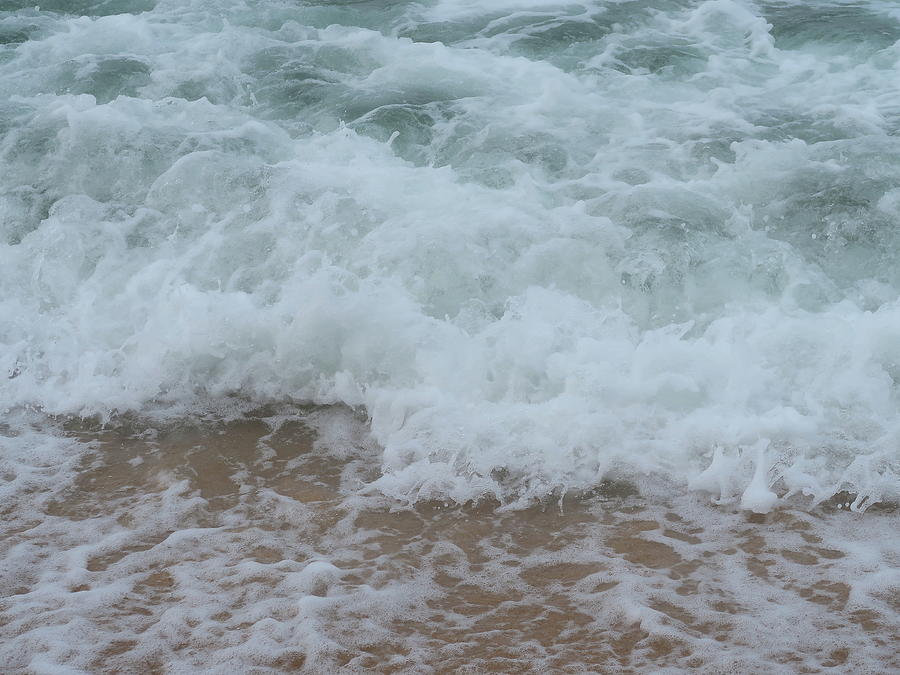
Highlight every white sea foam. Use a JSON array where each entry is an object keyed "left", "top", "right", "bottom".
[
  {"left": 1, "top": 0, "right": 899, "bottom": 509},
  {"left": 0, "top": 412, "right": 897, "bottom": 672}
]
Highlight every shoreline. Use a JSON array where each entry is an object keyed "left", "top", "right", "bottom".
[
  {"left": 2, "top": 411, "right": 898, "bottom": 673},
  {"left": 19, "top": 401, "right": 898, "bottom": 515}
]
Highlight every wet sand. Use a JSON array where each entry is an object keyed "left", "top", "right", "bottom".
[{"left": 2, "top": 410, "right": 898, "bottom": 673}]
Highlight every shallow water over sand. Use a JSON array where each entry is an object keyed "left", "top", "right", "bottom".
[{"left": 3, "top": 409, "right": 897, "bottom": 673}]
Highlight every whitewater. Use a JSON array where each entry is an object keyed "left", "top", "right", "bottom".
[
  {"left": 2, "top": 0, "right": 900, "bottom": 507},
  {"left": 1, "top": 0, "right": 900, "bottom": 672}
]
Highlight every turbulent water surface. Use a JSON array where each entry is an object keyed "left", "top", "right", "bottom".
[
  {"left": 3, "top": 0, "right": 900, "bottom": 504},
  {"left": 1, "top": 0, "right": 900, "bottom": 671}
]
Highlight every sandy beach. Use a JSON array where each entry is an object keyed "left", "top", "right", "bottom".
[{"left": 3, "top": 409, "right": 897, "bottom": 673}]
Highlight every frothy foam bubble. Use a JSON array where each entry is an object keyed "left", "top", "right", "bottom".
[{"left": 1, "top": 0, "right": 899, "bottom": 508}]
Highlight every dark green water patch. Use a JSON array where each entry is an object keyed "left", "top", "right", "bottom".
[
  {"left": 763, "top": 2, "right": 900, "bottom": 53},
  {"left": 754, "top": 142, "right": 900, "bottom": 290},
  {"left": 1, "top": 0, "right": 156, "bottom": 17},
  {"left": 67, "top": 57, "right": 152, "bottom": 104},
  {"left": 612, "top": 41, "right": 707, "bottom": 77},
  {"left": 349, "top": 103, "right": 440, "bottom": 164},
  {"left": 0, "top": 23, "right": 38, "bottom": 45}
]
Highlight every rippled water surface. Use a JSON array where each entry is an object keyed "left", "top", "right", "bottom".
[{"left": 1, "top": 0, "right": 900, "bottom": 671}]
